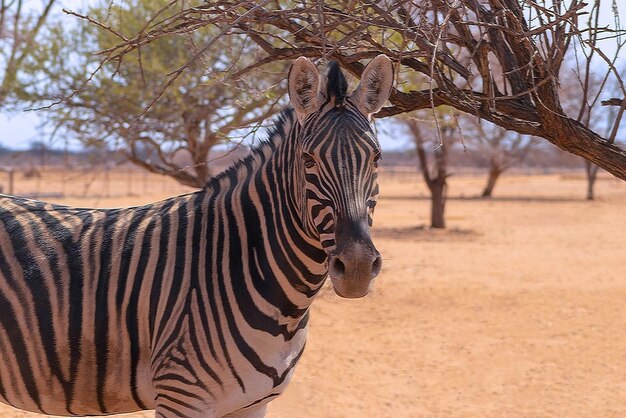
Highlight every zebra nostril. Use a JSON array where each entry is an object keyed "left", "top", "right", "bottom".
[
  {"left": 371, "top": 255, "right": 382, "bottom": 278},
  {"left": 329, "top": 256, "right": 345, "bottom": 278}
]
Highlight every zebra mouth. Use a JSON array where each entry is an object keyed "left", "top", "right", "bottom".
[{"left": 330, "top": 282, "right": 371, "bottom": 299}]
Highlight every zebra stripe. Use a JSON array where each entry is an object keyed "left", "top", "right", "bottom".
[{"left": 0, "top": 56, "right": 393, "bottom": 417}]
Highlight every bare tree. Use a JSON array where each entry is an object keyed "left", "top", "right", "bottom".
[
  {"left": 69, "top": 0, "right": 626, "bottom": 180},
  {"left": 404, "top": 115, "right": 457, "bottom": 229},
  {"left": 470, "top": 120, "right": 538, "bottom": 197},
  {"left": 557, "top": 1, "right": 626, "bottom": 199}
]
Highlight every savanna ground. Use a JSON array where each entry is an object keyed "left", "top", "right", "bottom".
[{"left": 1, "top": 169, "right": 625, "bottom": 417}]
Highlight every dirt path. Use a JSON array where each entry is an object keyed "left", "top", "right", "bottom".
[{"left": 1, "top": 173, "right": 625, "bottom": 417}]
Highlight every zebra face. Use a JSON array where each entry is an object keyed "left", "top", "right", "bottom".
[{"left": 288, "top": 56, "right": 394, "bottom": 298}]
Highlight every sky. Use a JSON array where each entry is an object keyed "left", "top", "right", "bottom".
[
  {"left": 0, "top": 112, "right": 42, "bottom": 149},
  {"left": 0, "top": 0, "right": 623, "bottom": 153}
]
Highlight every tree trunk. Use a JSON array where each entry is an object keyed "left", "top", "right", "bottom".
[
  {"left": 429, "top": 143, "right": 448, "bottom": 229},
  {"left": 585, "top": 159, "right": 599, "bottom": 200},
  {"left": 193, "top": 154, "right": 212, "bottom": 187},
  {"left": 430, "top": 180, "right": 446, "bottom": 228},
  {"left": 409, "top": 120, "right": 450, "bottom": 229},
  {"left": 413, "top": 136, "right": 446, "bottom": 228},
  {"left": 482, "top": 164, "right": 502, "bottom": 198}
]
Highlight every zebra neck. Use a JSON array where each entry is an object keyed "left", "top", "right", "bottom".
[
  {"left": 254, "top": 118, "right": 329, "bottom": 310},
  {"left": 205, "top": 113, "right": 328, "bottom": 319}
]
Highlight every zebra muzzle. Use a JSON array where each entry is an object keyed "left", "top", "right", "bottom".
[{"left": 328, "top": 241, "right": 382, "bottom": 298}]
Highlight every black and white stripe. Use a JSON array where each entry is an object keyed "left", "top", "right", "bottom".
[{"left": 0, "top": 56, "right": 393, "bottom": 417}]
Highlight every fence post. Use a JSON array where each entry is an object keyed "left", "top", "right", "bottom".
[
  {"left": 126, "top": 169, "right": 132, "bottom": 196},
  {"left": 8, "top": 169, "right": 14, "bottom": 195}
]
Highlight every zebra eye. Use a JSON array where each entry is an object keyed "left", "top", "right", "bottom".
[
  {"left": 372, "top": 153, "right": 381, "bottom": 168},
  {"left": 302, "top": 153, "right": 316, "bottom": 169}
]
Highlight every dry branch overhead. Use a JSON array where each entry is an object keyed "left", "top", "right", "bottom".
[
  {"left": 77, "top": 0, "right": 626, "bottom": 180},
  {"left": 602, "top": 98, "right": 626, "bottom": 107}
]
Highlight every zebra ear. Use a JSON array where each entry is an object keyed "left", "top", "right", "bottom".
[
  {"left": 352, "top": 55, "right": 394, "bottom": 120},
  {"left": 288, "top": 57, "right": 322, "bottom": 123}
]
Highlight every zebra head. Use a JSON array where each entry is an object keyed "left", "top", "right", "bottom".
[{"left": 287, "top": 55, "right": 394, "bottom": 298}]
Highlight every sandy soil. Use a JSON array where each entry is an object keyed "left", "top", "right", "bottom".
[{"left": 1, "top": 172, "right": 625, "bottom": 417}]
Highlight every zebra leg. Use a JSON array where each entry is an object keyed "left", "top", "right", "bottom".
[
  {"left": 152, "top": 374, "right": 219, "bottom": 418},
  {"left": 153, "top": 402, "right": 266, "bottom": 418},
  {"left": 154, "top": 399, "right": 218, "bottom": 418},
  {"left": 223, "top": 404, "right": 267, "bottom": 418}
]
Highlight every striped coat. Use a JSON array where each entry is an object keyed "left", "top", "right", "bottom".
[{"left": 0, "top": 55, "right": 393, "bottom": 417}]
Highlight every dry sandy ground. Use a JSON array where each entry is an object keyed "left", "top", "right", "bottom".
[{"left": 1, "top": 173, "right": 625, "bottom": 417}]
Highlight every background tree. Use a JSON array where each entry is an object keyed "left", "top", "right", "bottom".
[
  {"left": 30, "top": 0, "right": 284, "bottom": 187},
  {"left": 468, "top": 120, "right": 538, "bottom": 198},
  {"left": 404, "top": 112, "right": 458, "bottom": 228},
  {"left": 79, "top": 0, "right": 626, "bottom": 180},
  {"left": 559, "top": 3, "right": 625, "bottom": 200},
  {"left": 0, "top": 0, "right": 56, "bottom": 108}
]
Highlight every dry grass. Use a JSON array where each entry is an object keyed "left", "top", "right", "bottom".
[{"left": 1, "top": 172, "right": 625, "bottom": 417}]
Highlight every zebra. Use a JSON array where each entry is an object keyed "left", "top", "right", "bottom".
[{"left": 0, "top": 55, "right": 393, "bottom": 417}]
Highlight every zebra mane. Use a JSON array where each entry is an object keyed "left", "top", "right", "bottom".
[
  {"left": 326, "top": 61, "right": 348, "bottom": 106},
  {"left": 204, "top": 108, "right": 297, "bottom": 188}
]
